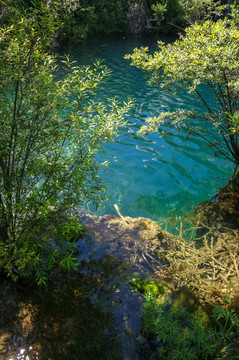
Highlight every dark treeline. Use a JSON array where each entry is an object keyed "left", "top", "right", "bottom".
[{"left": 2, "top": 0, "right": 239, "bottom": 41}]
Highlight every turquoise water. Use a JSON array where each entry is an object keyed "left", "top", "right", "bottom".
[{"left": 60, "top": 34, "right": 233, "bottom": 223}]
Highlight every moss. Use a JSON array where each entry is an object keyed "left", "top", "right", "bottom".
[{"left": 130, "top": 278, "right": 167, "bottom": 294}]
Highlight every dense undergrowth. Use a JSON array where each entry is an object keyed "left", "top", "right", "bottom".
[{"left": 141, "top": 293, "right": 239, "bottom": 360}]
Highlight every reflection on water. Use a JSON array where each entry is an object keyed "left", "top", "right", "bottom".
[{"left": 8, "top": 347, "right": 39, "bottom": 360}]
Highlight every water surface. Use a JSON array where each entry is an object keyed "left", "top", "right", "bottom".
[{"left": 60, "top": 33, "right": 233, "bottom": 225}]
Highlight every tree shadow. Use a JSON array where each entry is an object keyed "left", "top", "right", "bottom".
[{"left": 0, "top": 254, "right": 147, "bottom": 360}]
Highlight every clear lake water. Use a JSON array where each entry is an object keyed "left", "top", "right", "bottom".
[{"left": 60, "top": 33, "right": 233, "bottom": 227}]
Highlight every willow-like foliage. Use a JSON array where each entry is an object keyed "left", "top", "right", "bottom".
[
  {"left": 126, "top": 14, "right": 239, "bottom": 172},
  {"left": 0, "top": 4, "right": 131, "bottom": 283}
]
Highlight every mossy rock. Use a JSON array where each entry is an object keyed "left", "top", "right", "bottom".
[{"left": 130, "top": 278, "right": 169, "bottom": 303}]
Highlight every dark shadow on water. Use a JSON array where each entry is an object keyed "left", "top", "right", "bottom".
[{"left": 0, "top": 254, "right": 151, "bottom": 360}]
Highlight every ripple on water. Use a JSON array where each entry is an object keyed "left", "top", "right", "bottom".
[{"left": 59, "top": 34, "right": 233, "bottom": 220}]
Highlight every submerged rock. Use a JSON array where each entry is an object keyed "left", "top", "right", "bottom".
[{"left": 79, "top": 213, "right": 172, "bottom": 274}]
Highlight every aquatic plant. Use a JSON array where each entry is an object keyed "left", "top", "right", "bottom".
[
  {"left": 141, "top": 292, "right": 239, "bottom": 360},
  {"left": 159, "top": 226, "right": 239, "bottom": 306}
]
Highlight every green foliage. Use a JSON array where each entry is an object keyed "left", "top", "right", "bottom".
[
  {"left": 151, "top": 0, "right": 185, "bottom": 33},
  {"left": 0, "top": 4, "right": 131, "bottom": 284},
  {"left": 181, "top": 0, "right": 221, "bottom": 23},
  {"left": 141, "top": 292, "right": 239, "bottom": 360},
  {"left": 93, "top": 0, "right": 126, "bottom": 34},
  {"left": 142, "top": 294, "right": 215, "bottom": 359},
  {"left": 2, "top": 0, "right": 130, "bottom": 41},
  {"left": 151, "top": 2, "right": 167, "bottom": 28},
  {"left": 130, "top": 278, "right": 169, "bottom": 298},
  {"left": 2, "top": 0, "right": 227, "bottom": 39},
  {"left": 231, "top": 3, "right": 239, "bottom": 28},
  {"left": 150, "top": 0, "right": 220, "bottom": 33},
  {"left": 55, "top": 0, "right": 97, "bottom": 40},
  {"left": 210, "top": 306, "right": 239, "bottom": 360},
  {"left": 126, "top": 15, "right": 239, "bottom": 172},
  {"left": 50, "top": 0, "right": 129, "bottom": 40}
]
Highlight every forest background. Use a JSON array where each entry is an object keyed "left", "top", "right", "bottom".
[{"left": 3, "top": 0, "right": 238, "bottom": 40}]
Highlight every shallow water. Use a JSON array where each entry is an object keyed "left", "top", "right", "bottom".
[
  {"left": 2, "top": 215, "right": 162, "bottom": 360},
  {"left": 60, "top": 33, "right": 233, "bottom": 224}
]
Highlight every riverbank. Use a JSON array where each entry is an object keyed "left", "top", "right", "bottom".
[{"left": 1, "top": 202, "right": 238, "bottom": 360}]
